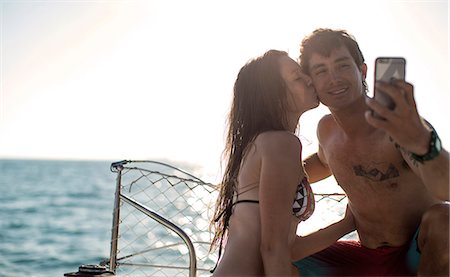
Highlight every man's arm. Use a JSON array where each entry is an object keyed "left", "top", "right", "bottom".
[
  {"left": 366, "top": 80, "right": 449, "bottom": 201},
  {"left": 304, "top": 116, "right": 333, "bottom": 183},
  {"left": 401, "top": 127, "right": 449, "bottom": 201},
  {"left": 304, "top": 150, "right": 332, "bottom": 183}
]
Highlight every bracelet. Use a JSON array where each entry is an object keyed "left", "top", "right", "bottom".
[{"left": 410, "top": 127, "right": 442, "bottom": 163}]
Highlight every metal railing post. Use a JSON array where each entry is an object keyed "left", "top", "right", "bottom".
[
  {"left": 120, "top": 194, "right": 197, "bottom": 277},
  {"left": 109, "top": 166, "right": 123, "bottom": 272}
]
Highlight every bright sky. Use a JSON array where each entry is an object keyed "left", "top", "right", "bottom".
[{"left": 0, "top": 0, "right": 448, "bottom": 181}]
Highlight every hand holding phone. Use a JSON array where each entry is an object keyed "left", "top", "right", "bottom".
[{"left": 373, "top": 57, "right": 406, "bottom": 111}]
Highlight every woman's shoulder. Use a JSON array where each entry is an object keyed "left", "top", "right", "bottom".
[
  {"left": 255, "top": 130, "right": 299, "bottom": 139},
  {"left": 254, "top": 131, "right": 301, "bottom": 156}
]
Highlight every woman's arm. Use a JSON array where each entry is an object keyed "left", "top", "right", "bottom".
[
  {"left": 291, "top": 205, "right": 355, "bottom": 261},
  {"left": 257, "top": 132, "right": 303, "bottom": 276}
]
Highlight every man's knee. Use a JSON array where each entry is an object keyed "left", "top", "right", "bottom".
[
  {"left": 421, "top": 203, "right": 449, "bottom": 230},
  {"left": 417, "top": 204, "right": 449, "bottom": 276},
  {"left": 419, "top": 203, "right": 449, "bottom": 251}
]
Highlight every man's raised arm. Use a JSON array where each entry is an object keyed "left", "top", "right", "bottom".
[{"left": 366, "top": 80, "right": 449, "bottom": 201}]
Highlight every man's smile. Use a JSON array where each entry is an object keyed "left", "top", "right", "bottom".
[{"left": 327, "top": 86, "right": 348, "bottom": 95}]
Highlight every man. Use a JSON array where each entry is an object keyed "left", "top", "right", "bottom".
[{"left": 292, "top": 29, "right": 449, "bottom": 276}]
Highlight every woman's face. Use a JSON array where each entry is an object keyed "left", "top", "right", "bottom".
[{"left": 279, "top": 56, "right": 319, "bottom": 114}]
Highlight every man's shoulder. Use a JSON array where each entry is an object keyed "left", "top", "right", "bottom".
[
  {"left": 318, "top": 113, "right": 335, "bottom": 126},
  {"left": 317, "top": 114, "right": 338, "bottom": 139}
]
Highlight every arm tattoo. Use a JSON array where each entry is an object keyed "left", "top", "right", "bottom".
[
  {"left": 408, "top": 154, "right": 420, "bottom": 167},
  {"left": 391, "top": 136, "right": 420, "bottom": 168},
  {"left": 398, "top": 143, "right": 420, "bottom": 167}
]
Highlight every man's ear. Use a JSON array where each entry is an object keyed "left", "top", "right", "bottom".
[{"left": 361, "top": 63, "right": 368, "bottom": 79}]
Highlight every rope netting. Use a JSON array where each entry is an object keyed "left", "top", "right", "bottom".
[{"left": 108, "top": 160, "right": 354, "bottom": 276}]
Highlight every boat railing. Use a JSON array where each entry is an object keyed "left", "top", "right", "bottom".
[{"left": 104, "top": 160, "right": 349, "bottom": 277}]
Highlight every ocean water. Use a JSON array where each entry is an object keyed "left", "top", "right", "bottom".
[{"left": 0, "top": 159, "right": 117, "bottom": 277}]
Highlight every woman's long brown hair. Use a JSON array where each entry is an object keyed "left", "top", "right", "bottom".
[{"left": 210, "top": 50, "right": 291, "bottom": 259}]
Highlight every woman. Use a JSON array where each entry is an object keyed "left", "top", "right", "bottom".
[{"left": 210, "top": 50, "right": 355, "bottom": 276}]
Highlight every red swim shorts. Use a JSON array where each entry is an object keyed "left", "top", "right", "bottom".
[{"left": 293, "top": 230, "right": 420, "bottom": 276}]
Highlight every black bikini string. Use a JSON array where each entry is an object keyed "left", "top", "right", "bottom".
[{"left": 210, "top": 199, "right": 259, "bottom": 273}]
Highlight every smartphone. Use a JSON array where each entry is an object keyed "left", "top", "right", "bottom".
[{"left": 373, "top": 57, "right": 406, "bottom": 110}]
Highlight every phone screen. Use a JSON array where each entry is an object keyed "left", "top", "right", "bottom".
[
  {"left": 373, "top": 57, "right": 406, "bottom": 111},
  {"left": 375, "top": 57, "right": 406, "bottom": 82}
]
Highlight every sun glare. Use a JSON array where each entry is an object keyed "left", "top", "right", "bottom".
[{"left": 0, "top": 0, "right": 448, "bottom": 180}]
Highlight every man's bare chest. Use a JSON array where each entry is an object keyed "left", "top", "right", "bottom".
[{"left": 324, "top": 136, "right": 409, "bottom": 188}]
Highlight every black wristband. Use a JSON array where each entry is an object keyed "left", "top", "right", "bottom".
[{"left": 410, "top": 127, "right": 441, "bottom": 163}]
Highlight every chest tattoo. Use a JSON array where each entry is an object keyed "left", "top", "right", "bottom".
[{"left": 353, "top": 163, "right": 400, "bottom": 181}]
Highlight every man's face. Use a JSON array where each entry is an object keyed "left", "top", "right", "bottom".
[{"left": 307, "top": 46, "right": 366, "bottom": 110}]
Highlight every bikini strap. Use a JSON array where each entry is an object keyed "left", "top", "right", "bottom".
[
  {"left": 235, "top": 181, "right": 259, "bottom": 196},
  {"left": 233, "top": 199, "right": 259, "bottom": 205},
  {"left": 212, "top": 199, "right": 259, "bottom": 223}
]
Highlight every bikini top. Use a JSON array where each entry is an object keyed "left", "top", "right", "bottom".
[{"left": 232, "top": 177, "right": 315, "bottom": 221}]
